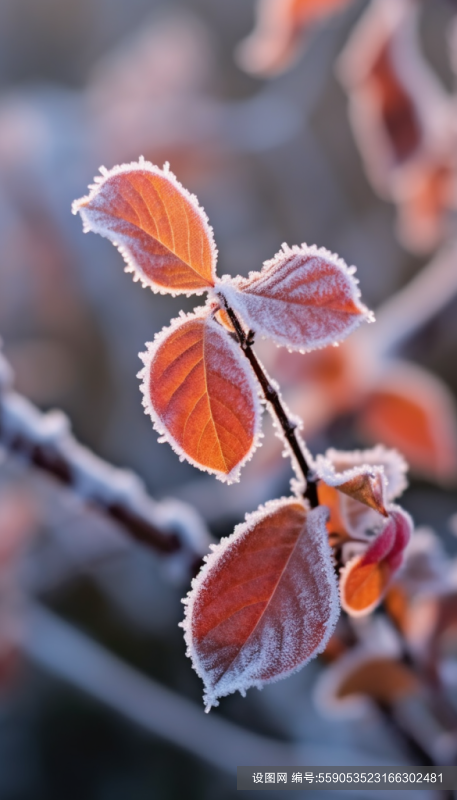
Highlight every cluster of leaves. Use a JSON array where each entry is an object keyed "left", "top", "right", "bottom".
[
  {"left": 233, "top": 0, "right": 457, "bottom": 488},
  {"left": 338, "top": 0, "right": 457, "bottom": 256},
  {"left": 312, "top": 519, "right": 457, "bottom": 763},
  {"left": 239, "top": 0, "right": 457, "bottom": 257},
  {"left": 73, "top": 159, "right": 414, "bottom": 711}
]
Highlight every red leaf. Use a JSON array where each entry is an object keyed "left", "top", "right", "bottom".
[
  {"left": 217, "top": 244, "right": 372, "bottom": 353},
  {"left": 182, "top": 500, "right": 340, "bottom": 710},
  {"left": 236, "top": 0, "right": 353, "bottom": 77},
  {"left": 340, "top": 507, "right": 412, "bottom": 616},
  {"left": 358, "top": 361, "right": 457, "bottom": 485},
  {"left": 338, "top": 1, "right": 450, "bottom": 196},
  {"left": 72, "top": 159, "right": 217, "bottom": 295},
  {"left": 139, "top": 310, "right": 261, "bottom": 483}
]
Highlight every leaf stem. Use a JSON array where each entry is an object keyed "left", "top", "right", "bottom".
[{"left": 220, "top": 299, "right": 319, "bottom": 508}]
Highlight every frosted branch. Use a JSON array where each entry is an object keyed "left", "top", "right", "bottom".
[{"left": 0, "top": 352, "right": 212, "bottom": 570}]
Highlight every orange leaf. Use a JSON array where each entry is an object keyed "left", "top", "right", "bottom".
[
  {"left": 341, "top": 557, "right": 393, "bottom": 617},
  {"left": 236, "top": 0, "right": 353, "bottom": 77},
  {"left": 72, "top": 159, "right": 217, "bottom": 295},
  {"left": 337, "top": 657, "right": 419, "bottom": 705},
  {"left": 214, "top": 307, "right": 235, "bottom": 333},
  {"left": 217, "top": 244, "right": 372, "bottom": 352},
  {"left": 182, "top": 500, "right": 339, "bottom": 710},
  {"left": 139, "top": 311, "right": 261, "bottom": 482},
  {"left": 358, "top": 361, "right": 457, "bottom": 484},
  {"left": 317, "top": 481, "right": 349, "bottom": 539},
  {"left": 337, "top": 472, "right": 386, "bottom": 515},
  {"left": 340, "top": 507, "right": 412, "bottom": 616}
]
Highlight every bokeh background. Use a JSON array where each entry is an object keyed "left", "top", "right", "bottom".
[{"left": 0, "top": 0, "right": 457, "bottom": 798}]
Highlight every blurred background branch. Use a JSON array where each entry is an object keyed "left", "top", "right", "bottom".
[{"left": 0, "top": 0, "right": 456, "bottom": 797}]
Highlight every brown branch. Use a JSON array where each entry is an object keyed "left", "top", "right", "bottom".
[{"left": 220, "top": 299, "right": 319, "bottom": 508}]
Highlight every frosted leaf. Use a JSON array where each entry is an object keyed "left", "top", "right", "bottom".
[
  {"left": 340, "top": 506, "right": 413, "bottom": 617},
  {"left": 72, "top": 158, "right": 218, "bottom": 296},
  {"left": 181, "top": 498, "right": 340, "bottom": 710},
  {"left": 139, "top": 308, "right": 263, "bottom": 484},
  {"left": 317, "top": 445, "right": 408, "bottom": 502},
  {"left": 314, "top": 458, "right": 387, "bottom": 518},
  {"left": 216, "top": 244, "right": 373, "bottom": 353},
  {"left": 314, "top": 445, "right": 408, "bottom": 542}
]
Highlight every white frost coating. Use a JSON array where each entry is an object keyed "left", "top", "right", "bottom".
[
  {"left": 1, "top": 393, "right": 70, "bottom": 445},
  {"left": 138, "top": 307, "right": 263, "bottom": 484},
  {"left": 315, "top": 445, "right": 408, "bottom": 501},
  {"left": 314, "top": 446, "right": 408, "bottom": 542},
  {"left": 314, "top": 453, "right": 386, "bottom": 492},
  {"left": 72, "top": 157, "right": 218, "bottom": 296},
  {"left": 181, "top": 499, "right": 341, "bottom": 711},
  {"left": 153, "top": 498, "right": 211, "bottom": 556},
  {"left": 0, "top": 390, "right": 212, "bottom": 564},
  {"left": 216, "top": 244, "right": 373, "bottom": 353}
]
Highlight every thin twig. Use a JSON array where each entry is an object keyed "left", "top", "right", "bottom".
[
  {"left": 365, "top": 238, "right": 457, "bottom": 357},
  {"left": 221, "top": 299, "right": 319, "bottom": 508}
]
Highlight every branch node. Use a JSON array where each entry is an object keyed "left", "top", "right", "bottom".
[{"left": 223, "top": 302, "right": 319, "bottom": 508}]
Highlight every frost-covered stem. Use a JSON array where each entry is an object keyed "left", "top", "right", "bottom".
[
  {"left": 221, "top": 300, "right": 319, "bottom": 507},
  {"left": 0, "top": 380, "right": 211, "bottom": 567}
]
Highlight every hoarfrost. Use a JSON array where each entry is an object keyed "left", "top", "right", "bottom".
[
  {"left": 72, "top": 157, "right": 218, "bottom": 296},
  {"left": 316, "top": 445, "right": 408, "bottom": 502},
  {"left": 181, "top": 498, "right": 340, "bottom": 710},
  {"left": 139, "top": 308, "right": 263, "bottom": 484},
  {"left": 0, "top": 386, "right": 211, "bottom": 568},
  {"left": 216, "top": 243, "right": 373, "bottom": 353}
]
